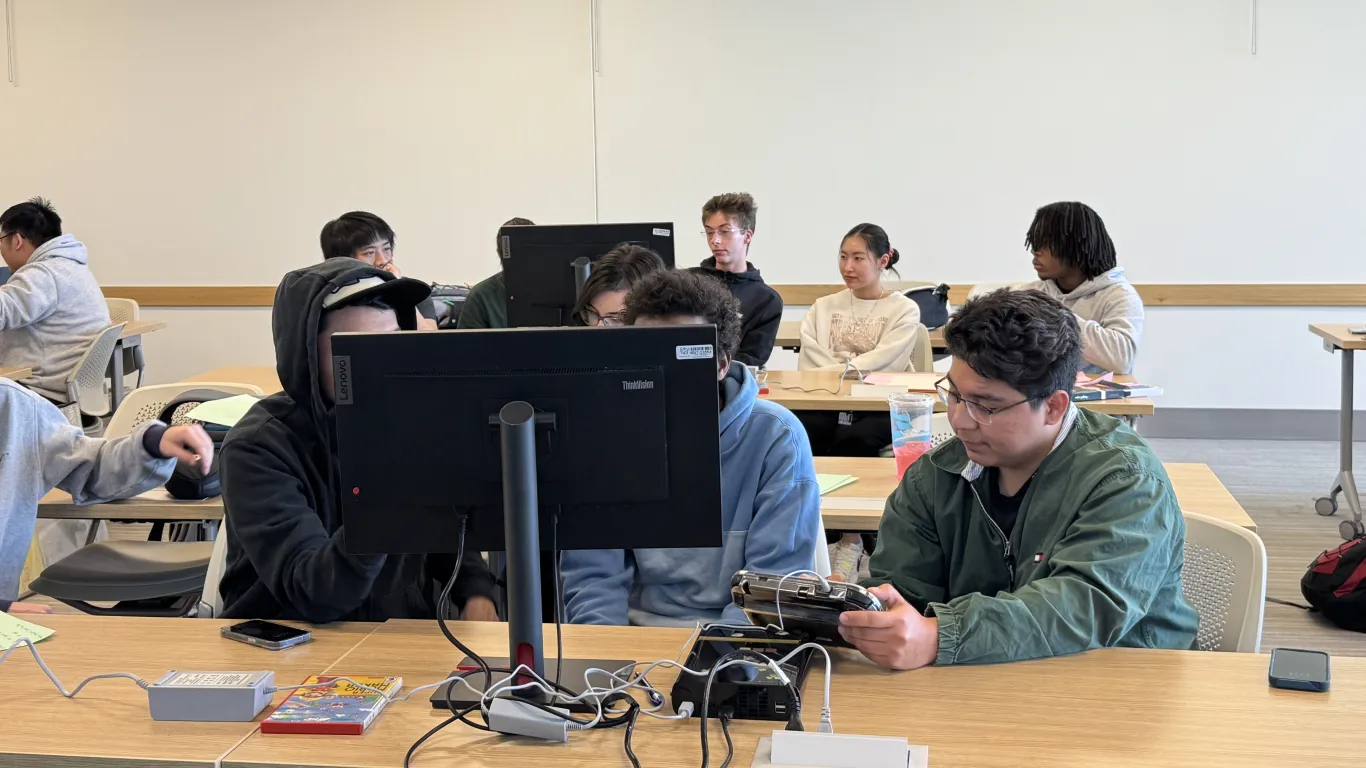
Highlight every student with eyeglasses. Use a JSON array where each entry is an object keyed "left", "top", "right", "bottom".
[
  {"left": 838, "top": 288, "right": 1197, "bottom": 670},
  {"left": 571, "top": 243, "right": 668, "bottom": 327},
  {"left": 688, "top": 192, "right": 782, "bottom": 367}
]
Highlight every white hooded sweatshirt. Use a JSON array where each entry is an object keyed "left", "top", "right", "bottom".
[
  {"left": 1020, "top": 267, "right": 1144, "bottom": 374},
  {"left": 0, "top": 235, "right": 111, "bottom": 400}
]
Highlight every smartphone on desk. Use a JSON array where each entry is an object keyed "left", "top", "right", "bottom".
[
  {"left": 221, "top": 620, "right": 312, "bottom": 651},
  {"left": 1269, "top": 648, "right": 1330, "bottom": 692}
]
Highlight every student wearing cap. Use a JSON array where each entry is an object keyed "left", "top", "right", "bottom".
[{"left": 218, "top": 259, "right": 499, "bottom": 623}]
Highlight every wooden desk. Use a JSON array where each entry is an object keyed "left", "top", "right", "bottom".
[
  {"left": 110, "top": 319, "right": 168, "bottom": 411},
  {"left": 38, "top": 487, "right": 224, "bottom": 523},
  {"left": 776, "top": 320, "right": 945, "bottom": 353},
  {"left": 763, "top": 370, "right": 1156, "bottom": 417},
  {"left": 3, "top": 614, "right": 378, "bottom": 768},
  {"left": 185, "top": 365, "right": 282, "bottom": 394},
  {"left": 1308, "top": 323, "right": 1366, "bottom": 539},
  {"left": 221, "top": 620, "right": 1366, "bottom": 768},
  {"left": 815, "top": 457, "right": 1256, "bottom": 532},
  {"left": 0, "top": 365, "right": 33, "bottom": 380}
]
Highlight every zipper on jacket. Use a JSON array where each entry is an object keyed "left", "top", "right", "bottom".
[{"left": 968, "top": 482, "right": 1015, "bottom": 590}]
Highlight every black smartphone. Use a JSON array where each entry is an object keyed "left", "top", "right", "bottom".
[
  {"left": 1268, "top": 648, "right": 1330, "bottom": 692},
  {"left": 221, "top": 620, "right": 313, "bottom": 651}
]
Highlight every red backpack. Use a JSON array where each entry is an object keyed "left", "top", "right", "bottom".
[{"left": 1301, "top": 536, "right": 1366, "bottom": 633}]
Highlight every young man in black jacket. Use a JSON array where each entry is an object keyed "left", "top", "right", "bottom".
[
  {"left": 218, "top": 259, "right": 499, "bottom": 623},
  {"left": 691, "top": 192, "right": 783, "bottom": 367}
]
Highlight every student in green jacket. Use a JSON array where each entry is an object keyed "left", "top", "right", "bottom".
[
  {"left": 458, "top": 216, "right": 534, "bottom": 329},
  {"left": 840, "top": 288, "right": 1198, "bottom": 669}
]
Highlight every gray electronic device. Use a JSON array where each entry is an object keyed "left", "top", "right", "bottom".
[
  {"left": 146, "top": 670, "right": 275, "bottom": 721},
  {"left": 1268, "top": 648, "right": 1330, "bottom": 692},
  {"left": 220, "top": 620, "right": 312, "bottom": 651}
]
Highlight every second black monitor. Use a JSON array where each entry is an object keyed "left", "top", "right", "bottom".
[{"left": 500, "top": 222, "right": 676, "bottom": 328}]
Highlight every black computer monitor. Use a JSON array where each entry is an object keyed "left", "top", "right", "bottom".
[
  {"left": 331, "top": 324, "right": 723, "bottom": 709},
  {"left": 500, "top": 222, "right": 676, "bottom": 328}
]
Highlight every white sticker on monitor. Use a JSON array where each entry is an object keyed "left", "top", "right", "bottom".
[
  {"left": 676, "top": 344, "right": 714, "bottom": 360},
  {"left": 652, "top": 228, "right": 671, "bottom": 237}
]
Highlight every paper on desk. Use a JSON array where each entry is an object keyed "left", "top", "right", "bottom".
[
  {"left": 0, "top": 611, "right": 55, "bottom": 647},
  {"left": 184, "top": 395, "right": 261, "bottom": 427},
  {"left": 816, "top": 474, "right": 858, "bottom": 495},
  {"left": 860, "top": 372, "right": 940, "bottom": 391}
]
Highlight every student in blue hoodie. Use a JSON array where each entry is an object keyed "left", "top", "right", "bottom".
[{"left": 560, "top": 270, "right": 821, "bottom": 626}]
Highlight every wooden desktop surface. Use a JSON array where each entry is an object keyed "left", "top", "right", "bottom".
[
  {"left": 0, "top": 365, "right": 33, "bottom": 380},
  {"left": 815, "top": 457, "right": 1256, "bottom": 532},
  {"left": 763, "top": 370, "right": 1156, "bottom": 416},
  {"left": 185, "top": 365, "right": 282, "bottom": 393},
  {"left": 1309, "top": 323, "right": 1366, "bottom": 351},
  {"left": 119, "top": 319, "right": 166, "bottom": 339},
  {"left": 38, "top": 487, "right": 225, "bottom": 522},
  {"left": 2, "top": 614, "right": 379, "bottom": 768},
  {"left": 776, "top": 319, "right": 945, "bottom": 351},
  {"left": 220, "top": 619, "right": 1366, "bottom": 768}
]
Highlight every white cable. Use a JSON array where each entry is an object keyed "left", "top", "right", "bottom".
[
  {"left": 774, "top": 569, "right": 831, "bottom": 633},
  {"left": 1, "top": 638, "right": 151, "bottom": 698}
]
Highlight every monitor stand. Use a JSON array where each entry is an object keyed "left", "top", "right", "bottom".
[{"left": 430, "top": 402, "right": 634, "bottom": 714}]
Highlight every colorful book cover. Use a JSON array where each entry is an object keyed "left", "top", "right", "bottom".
[{"left": 261, "top": 675, "right": 403, "bottom": 735}]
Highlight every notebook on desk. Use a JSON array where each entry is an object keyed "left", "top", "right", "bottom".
[{"left": 1073, "top": 380, "right": 1163, "bottom": 402}]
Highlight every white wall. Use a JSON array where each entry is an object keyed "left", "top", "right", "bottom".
[{"left": 5, "top": 1, "right": 1366, "bottom": 410}]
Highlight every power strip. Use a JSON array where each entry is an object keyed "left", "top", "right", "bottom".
[{"left": 146, "top": 671, "right": 276, "bottom": 722}]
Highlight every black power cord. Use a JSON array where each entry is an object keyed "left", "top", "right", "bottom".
[
  {"left": 718, "top": 709, "right": 735, "bottom": 768},
  {"left": 623, "top": 697, "right": 643, "bottom": 768}
]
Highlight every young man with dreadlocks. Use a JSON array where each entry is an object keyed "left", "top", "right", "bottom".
[{"left": 1018, "top": 201, "right": 1144, "bottom": 374}]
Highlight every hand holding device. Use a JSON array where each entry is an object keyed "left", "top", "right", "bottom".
[
  {"left": 160, "top": 424, "right": 214, "bottom": 472},
  {"left": 221, "top": 620, "right": 312, "bottom": 651},
  {"left": 838, "top": 585, "right": 939, "bottom": 671},
  {"left": 731, "top": 570, "right": 882, "bottom": 647}
]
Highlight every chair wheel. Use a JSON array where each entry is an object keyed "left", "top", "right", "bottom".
[
  {"left": 1341, "top": 520, "right": 1365, "bottom": 540},
  {"left": 1315, "top": 496, "right": 1339, "bottom": 516}
]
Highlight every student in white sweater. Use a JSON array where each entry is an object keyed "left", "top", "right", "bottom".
[
  {"left": 796, "top": 223, "right": 921, "bottom": 458},
  {"left": 1017, "top": 202, "right": 1144, "bottom": 374}
]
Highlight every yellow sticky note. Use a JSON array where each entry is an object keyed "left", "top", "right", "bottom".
[
  {"left": 816, "top": 474, "right": 858, "bottom": 495},
  {"left": 183, "top": 395, "right": 260, "bottom": 428},
  {"left": 0, "top": 611, "right": 55, "bottom": 648}
]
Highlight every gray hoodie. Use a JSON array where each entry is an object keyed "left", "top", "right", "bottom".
[
  {"left": 0, "top": 379, "right": 175, "bottom": 602},
  {"left": 0, "top": 235, "right": 111, "bottom": 400},
  {"left": 1020, "top": 267, "right": 1144, "bottom": 374}
]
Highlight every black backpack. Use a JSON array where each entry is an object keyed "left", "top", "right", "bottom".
[
  {"left": 904, "top": 283, "right": 950, "bottom": 330},
  {"left": 156, "top": 389, "right": 239, "bottom": 500},
  {"left": 1300, "top": 535, "right": 1366, "bottom": 632}
]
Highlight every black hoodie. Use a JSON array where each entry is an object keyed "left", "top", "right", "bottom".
[
  {"left": 218, "top": 259, "right": 497, "bottom": 623},
  {"left": 689, "top": 258, "right": 783, "bottom": 367}
]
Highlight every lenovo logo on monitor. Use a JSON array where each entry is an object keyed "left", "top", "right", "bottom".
[{"left": 622, "top": 380, "right": 654, "bottom": 391}]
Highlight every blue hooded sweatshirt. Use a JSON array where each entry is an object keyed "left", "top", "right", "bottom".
[{"left": 560, "top": 362, "right": 821, "bottom": 626}]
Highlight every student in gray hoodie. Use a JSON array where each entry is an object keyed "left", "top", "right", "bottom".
[
  {"left": 0, "top": 198, "right": 112, "bottom": 401},
  {"left": 1018, "top": 201, "right": 1144, "bottom": 375},
  {"left": 0, "top": 378, "right": 213, "bottom": 613}
]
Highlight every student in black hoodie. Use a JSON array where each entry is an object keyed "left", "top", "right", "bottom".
[
  {"left": 691, "top": 192, "right": 783, "bottom": 367},
  {"left": 218, "top": 259, "right": 499, "bottom": 623}
]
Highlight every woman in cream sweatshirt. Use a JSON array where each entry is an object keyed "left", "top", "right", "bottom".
[
  {"left": 798, "top": 223, "right": 921, "bottom": 374},
  {"left": 796, "top": 223, "right": 921, "bottom": 460}
]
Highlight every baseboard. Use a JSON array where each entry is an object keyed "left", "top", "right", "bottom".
[{"left": 1140, "top": 408, "right": 1366, "bottom": 441}]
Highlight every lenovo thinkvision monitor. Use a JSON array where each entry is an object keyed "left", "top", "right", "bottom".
[
  {"left": 499, "top": 222, "right": 676, "bottom": 327},
  {"left": 331, "top": 324, "right": 723, "bottom": 709}
]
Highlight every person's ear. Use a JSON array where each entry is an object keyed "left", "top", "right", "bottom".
[
  {"left": 742, "top": 230, "right": 753, "bottom": 249},
  {"left": 1044, "top": 390, "right": 1071, "bottom": 425},
  {"left": 716, "top": 354, "right": 733, "bottom": 382}
]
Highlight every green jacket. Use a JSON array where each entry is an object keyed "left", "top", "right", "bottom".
[
  {"left": 866, "top": 407, "right": 1199, "bottom": 665},
  {"left": 458, "top": 272, "right": 507, "bottom": 329}
]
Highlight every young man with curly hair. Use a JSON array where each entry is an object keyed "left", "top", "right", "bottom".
[
  {"left": 560, "top": 269, "right": 820, "bottom": 626},
  {"left": 840, "top": 289, "right": 1197, "bottom": 669}
]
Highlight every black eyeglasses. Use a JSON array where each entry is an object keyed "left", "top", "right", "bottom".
[{"left": 934, "top": 377, "right": 1038, "bottom": 425}]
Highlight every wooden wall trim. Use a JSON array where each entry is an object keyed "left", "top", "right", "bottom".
[{"left": 101, "top": 283, "right": 1366, "bottom": 308}]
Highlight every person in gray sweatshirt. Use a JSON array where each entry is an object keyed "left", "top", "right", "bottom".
[
  {"left": 0, "top": 198, "right": 112, "bottom": 402},
  {"left": 1017, "top": 201, "right": 1145, "bottom": 375},
  {"left": 0, "top": 378, "right": 214, "bottom": 613}
]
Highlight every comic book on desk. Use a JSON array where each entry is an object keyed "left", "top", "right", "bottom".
[{"left": 261, "top": 675, "right": 402, "bottom": 735}]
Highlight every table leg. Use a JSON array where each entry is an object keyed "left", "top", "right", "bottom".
[
  {"left": 110, "top": 339, "right": 126, "bottom": 412},
  {"left": 1329, "top": 348, "right": 1364, "bottom": 539}
]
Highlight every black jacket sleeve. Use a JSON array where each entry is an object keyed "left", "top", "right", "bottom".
[
  {"left": 220, "top": 433, "right": 388, "bottom": 624},
  {"left": 736, "top": 290, "right": 783, "bottom": 367}
]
